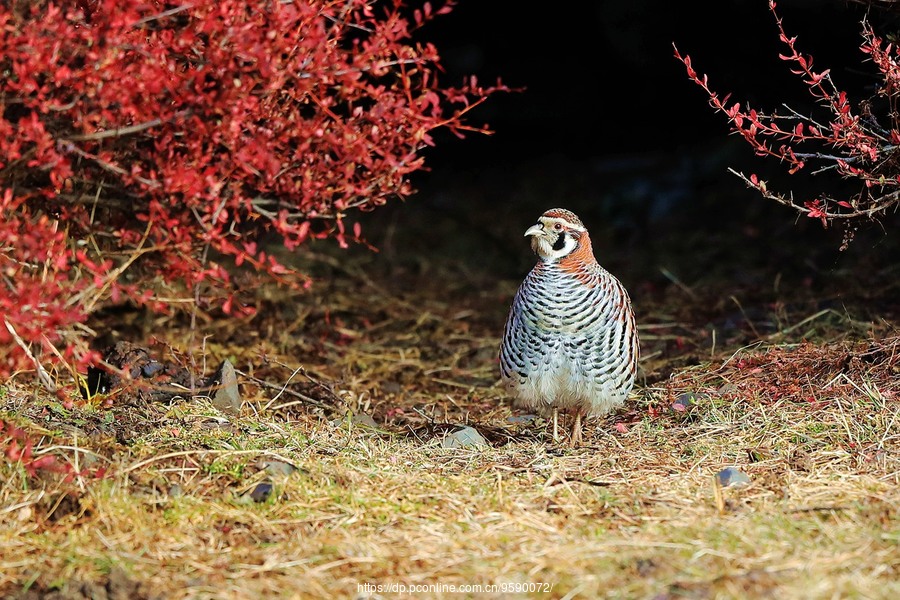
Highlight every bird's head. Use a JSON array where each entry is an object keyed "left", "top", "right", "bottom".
[{"left": 525, "top": 208, "right": 591, "bottom": 262}]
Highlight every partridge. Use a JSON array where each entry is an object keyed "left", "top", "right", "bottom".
[{"left": 499, "top": 208, "right": 639, "bottom": 445}]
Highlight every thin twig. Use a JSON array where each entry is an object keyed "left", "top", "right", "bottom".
[
  {"left": 133, "top": 3, "right": 195, "bottom": 27},
  {"left": 261, "top": 365, "right": 308, "bottom": 410},
  {"left": 4, "top": 318, "right": 56, "bottom": 392},
  {"left": 64, "top": 118, "right": 164, "bottom": 142},
  {"left": 659, "top": 267, "right": 698, "bottom": 300},
  {"left": 237, "top": 369, "right": 334, "bottom": 411}
]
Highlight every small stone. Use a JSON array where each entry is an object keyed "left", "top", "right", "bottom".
[
  {"left": 351, "top": 413, "right": 378, "bottom": 428},
  {"left": 716, "top": 467, "right": 750, "bottom": 487},
  {"left": 258, "top": 459, "right": 297, "bottom": 477},
  {"left": 140, "top": 361, "right": 165, "bottom": 377},
  {"left": 441, "top": 425, "right": 488, "bottom": 449},
  {"left": 168, "top": 484, "right": 184, "bottom": 498},
  {"left": 507, "top": 414, "right": 537, "bottom": 424},
  {"left": 672, "top": 392, "right": 698, "bottom": 413},
  {"left": 248, "top": 482, "right": 273, "bottom": 503},
  {"left": 207, "top": 359, "right": 242, "bottom": 415}
]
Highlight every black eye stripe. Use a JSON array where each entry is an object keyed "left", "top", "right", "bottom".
[{"left": 552, "top": 231, "right": 567, "bottom": 251}]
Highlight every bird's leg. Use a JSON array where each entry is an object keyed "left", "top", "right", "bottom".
[
  {"left": 570, "top": 412, "right": 583, "bottom": 446},
  {"left": 552, "top": 407, "right": 559, "bottom": 443}
]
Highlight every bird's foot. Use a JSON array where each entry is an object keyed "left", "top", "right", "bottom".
[
  {"left": 569, "top": 412, "right": 583, "bottom": 447},
  {"left": 552, "top": 408, "right": 559, "bottom": 443}
]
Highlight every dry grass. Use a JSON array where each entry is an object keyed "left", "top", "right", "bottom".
[{"left": 1, "top": 243, "right": 898, "bottom": 600}]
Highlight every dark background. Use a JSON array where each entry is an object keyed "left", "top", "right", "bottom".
[
  {"left": 420, "top": 0, "right": 876, "bottom": 166},
  {"left": 352, "top": 0, "right": 900, "bottom": 310}
]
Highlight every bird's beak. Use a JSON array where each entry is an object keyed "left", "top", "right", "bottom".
[{"left": 524, "top": 223, "right": 544, "bottom": 237}]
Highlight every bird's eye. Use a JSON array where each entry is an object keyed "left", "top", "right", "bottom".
[{"left": 554, "top": 223, "right": 563, "bottom": 230}]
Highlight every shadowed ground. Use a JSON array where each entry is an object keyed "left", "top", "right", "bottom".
[{"left": 1, "top": 138, "right": 898, "bottom": 599}]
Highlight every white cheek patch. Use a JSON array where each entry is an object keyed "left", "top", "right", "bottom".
[
  {"left": 532, "top": 232, "right": 578, "bottom": 261},
  {"left": 547, "top": 234, "right": 578, "bottom": 260}
]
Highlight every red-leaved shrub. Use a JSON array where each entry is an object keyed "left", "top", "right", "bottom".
[
  {"left": 0, "top": 0, "right": 505, "bottom": 377},
  {"left": 1, "top": 418, "right": 107, "bottom": 479},
  {"left": 674, "top": 0, "right": 900, "bottom": 247}
]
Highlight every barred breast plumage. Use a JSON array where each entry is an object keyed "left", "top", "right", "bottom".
[{"left": 499, "top": 208, "right": 639, "bottom": 445}]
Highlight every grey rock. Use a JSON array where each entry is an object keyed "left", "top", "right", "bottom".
[
  {"left": 672, "top": 392, "right": 699, "bottom": 413},
  {"left": 442, "top": 425, "right": 489, "bottom": 449},
  {"left": 716, "top": 467, "right": 751, "bottom": 487},
  {"left": 249, "top": 482, "right": 274, "bottom": 503},
  {"left": 258, "top": 459, "right": 298, "bottom": 477},
  {"left": 507, "top": 414, "right": 538, "bottom": 424},
  {"left": 207, "top": 359, "right": 242, "bottom": 415}
]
